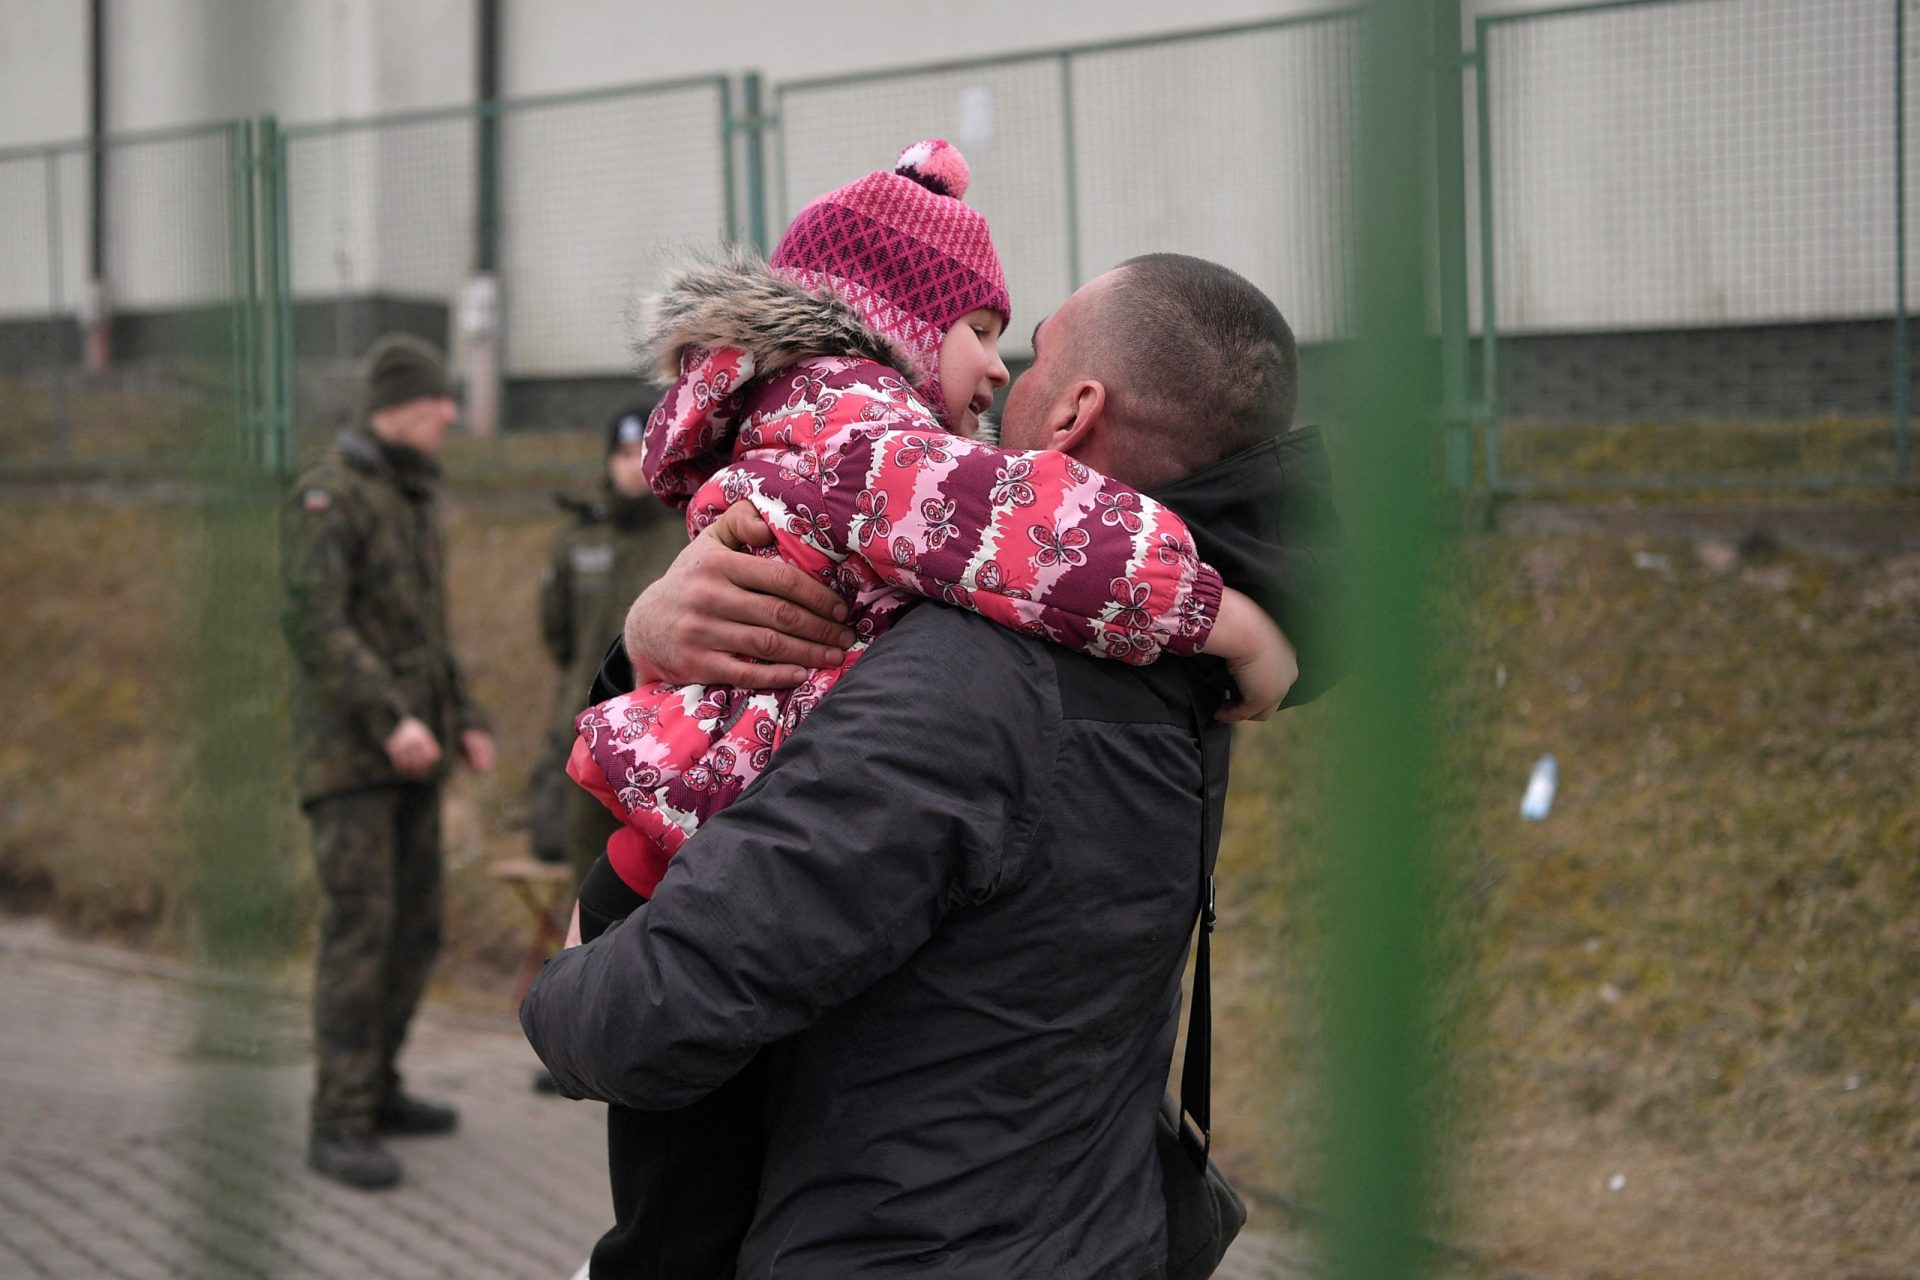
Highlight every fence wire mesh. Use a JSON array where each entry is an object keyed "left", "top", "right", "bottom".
[
  {"left": 776, "top": 18, "right": 1363, "bottom": 371},
  {"left": 1476, "top": 0, "right": 1906, "bottom": 488},
  {"left": 0, "top": 126, "right": 244, "bottom": 470},
  {"left": 281, "top": 77, "right": 730, "bottom": 468},
  {"left": 0, "top": 1, "right": 1911, "bottom": 492},
  {"left": 777, "top": 58, "right": 1079, "bottom": 356}
]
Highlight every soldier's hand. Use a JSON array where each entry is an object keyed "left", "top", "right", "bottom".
[
  {"left": 459, "top": 729, "right": 496, "bottom": 774},
  {"left": 384, "top": 716, "right": 443, "bottom": 779},
  {"left": 624, "top": 501, "right": 857, "bottom": 689}
]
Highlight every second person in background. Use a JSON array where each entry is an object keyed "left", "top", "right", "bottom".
[{"left": 531, "top": 406, "right": 680, "bottom": 886}]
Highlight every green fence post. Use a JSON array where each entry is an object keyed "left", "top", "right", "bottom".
[
  {"left": 743, "top": 73, "right": 770, "bottom": 257},
  {"left": 226, "top": 122, "right": 253, "bottom": 466},
  {"left": 1433, "top": 0, "right": 1470, "bottom": 495},
  {"left": 1897, "top": 0, "right": 1910, "bottom": 480},
  {"left": 254, "top": 115, "right": 295, "bottom": 475},
  {"left": 1473, "top": 15, "right": 1500, "bottom": 493},
  {"left": 1323, "top": 2, "right": 1444, "bottom": 1279},
  {"left": 275, "top": 121, "right": 295, "bottom": 473},
  {"left": 186, "top": 118, "right": 298, "bottom": 1280},
  {"left": 240, "top": 122, "right": 262, "bottom": 467},
  {"left": 721, "top": 76, "right": 740, "bottom": 242},
  {"left": 1059, "top": 52, "right": 1083, "bottom": 290}
]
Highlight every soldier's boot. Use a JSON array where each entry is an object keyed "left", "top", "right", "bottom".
[
  {"left": 374, "top": 1091, "right": 459, "bottom": 1136},
  {"left": 308, "top": 1125, "right": 401, "bottom": 1190}
]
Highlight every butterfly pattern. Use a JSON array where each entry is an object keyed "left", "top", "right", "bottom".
[{"left": 569, "top": 348, "right": 1223, "bottom": 900}]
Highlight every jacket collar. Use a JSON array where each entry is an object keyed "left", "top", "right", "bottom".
[
  {"left": 337, "top": 425, "right": 440, "bottom": 498},
  {"left": 1145, "top": 428, "right": 1328, "bottom": 588},
  {"left": 1147, "top": 425, "right": 1342, "bottom": 706}
]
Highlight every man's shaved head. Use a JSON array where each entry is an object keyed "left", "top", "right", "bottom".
[{"left": 1078, "top": 253, "right": 1298, "bottom": 488}]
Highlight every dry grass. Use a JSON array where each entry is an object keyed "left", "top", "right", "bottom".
[
  {"left": 0, "top": 372, "right": 230, "bottom": 468},
  {"left": 1496, "top": 416, "right": 1902, "bottom": 490},
  {"left": 0, "top": 486, "right": 580, "bottom": 989},
  {"left": 3, "top": 481, "right": 1917, "bottom": 1277},
  {"left": 1210, "top": 522, "right": 1920, "bottom": 1279}
]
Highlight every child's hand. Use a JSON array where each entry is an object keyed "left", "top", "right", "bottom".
[{"left": 1201, "top": 588, "right": 1298, "bottom": 722}]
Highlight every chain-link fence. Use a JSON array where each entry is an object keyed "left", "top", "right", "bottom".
[
  {"left": 0, "top": 2, "right": 1912, "bottom": 491},
  {"left": 775, "top": 12, "right": 1363, "bottom": 401},
  {"left": 0, "top": 123, "right": 250, "bottom": 472},
  {"left": 1474, "top": 0, "right": 1909, "bottom": 489},
  {"left": 280, "top": 77, "right": 733, "bottom": 472}
]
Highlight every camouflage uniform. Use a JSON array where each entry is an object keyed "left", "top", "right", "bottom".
[
  {"left": 532, "top": 486, "right": 677, "bottom": 885},
  {"left": 282, "top": 424, "right": 486, "bottom": 1133}
]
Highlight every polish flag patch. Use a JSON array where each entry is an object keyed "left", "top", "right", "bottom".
[{"left": 303, "top": 488, "right": 333, "bottom": 514}]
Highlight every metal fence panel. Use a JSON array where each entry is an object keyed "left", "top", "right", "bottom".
[
  {"left": 281, "top": 78, "right": 731, "bottom": 459},
  {"left": 776, "top": 19, "right": 1363, "bottom": 359},
  {"left": 497, "top": 81, "right": 732, "bottom": 378},
  {"left": 777, "top": 59, "right": 1075, "bottom": 355},
  {"left": 0, "top": 126, "right": 246, "bottom": 471},
  {"left": 1067, "top": 16, "right": 1362, "bottom": 346},
  {"left": 1477, "top": 0, "right": 1903, "bottom": 489},
  {"left": 284, "top": 109, "right": 478, "bottom": 453}
]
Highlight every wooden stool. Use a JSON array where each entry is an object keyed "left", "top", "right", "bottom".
[{"left": 490, "top": 857, "right": 575, "bottom": 1011}]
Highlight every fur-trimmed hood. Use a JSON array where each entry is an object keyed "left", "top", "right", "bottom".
[{"left": 632, "top": 247, "right": 925, "bottom": 389}]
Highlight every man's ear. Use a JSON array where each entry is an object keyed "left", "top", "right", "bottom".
[{"left": 1043, "top": 379, "right": 1107, "bottom": 455}]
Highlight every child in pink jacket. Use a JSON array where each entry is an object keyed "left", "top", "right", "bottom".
[{"left": 568, "top": 140, "right": 1285, "bottom": 903}]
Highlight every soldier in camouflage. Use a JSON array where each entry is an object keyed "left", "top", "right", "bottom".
[
  {"left": 282, "top": 334, "right": 494, "bottom": 1191},
  {"left": 530, "top": 406, "right": 679, "bottom": 885}
]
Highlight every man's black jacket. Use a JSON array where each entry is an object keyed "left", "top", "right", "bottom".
[{"left": 523, "top": 428, "right": 1339, "bottom": 1278}]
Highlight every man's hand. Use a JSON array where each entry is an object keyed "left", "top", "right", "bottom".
[
  {"left": 459, "top": 729, "right": 496, "bottom": 774},
  {"left": 624, "top": 501, "right": 857, "bottom": 689},
  {"left": 384, "top": 716, "right": 443, "bottom": 778}
]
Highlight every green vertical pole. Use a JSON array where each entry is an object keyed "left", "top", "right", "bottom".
[
  {"left": 477, "top": 100, "right": 499, "bottom": 274},
  {"left": 1432, "top": 1, "right": 1470, "bottom": 493},
  {"left": 1897, "top": 0, "right": 1910, "bottom": 479},
  {"left": 256, "top": 117, "right": 279, "bottom": 471},
  {"left": 1474, "top": 16, "right": 1500, "bottom": 493},
  {"left": 743, "top": 73, "right": 770, "bottom": 257},
  {"left": 277, "top": 125, "right": 296, "bottom": 473},
  {"left": 188, "top": 118, "right": 297, "bottom": 1280},
  {"left": 238, "top": 123, "right": 261, "bottom": 467},
  {"left": 772, "top": 82, "right": 790, "bottom": 233},
  {"left": 476, "top": 0, "right": 500, "bottom": 275},
  {"left": 721, "top": 77, "right": 739, "bottom": 242},
  {"left": 1323, "top": 3, "right": 1442, "bottom": 1280},
  {"left": 87, "top": 0, "right": 106, "bottom": 289},
  {"left": 1060, "top": 53, "right": 1083, "bottom": 290},
  {"left": 258, "top": 115, "right": 294, "bottom": 474},
  {"left": 224, "top": 125, "right": 244, "bottom": 462}
]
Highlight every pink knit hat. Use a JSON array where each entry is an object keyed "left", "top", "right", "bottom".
[{"left": 771, "top": 140, "right": 1010, "bottom": 421}]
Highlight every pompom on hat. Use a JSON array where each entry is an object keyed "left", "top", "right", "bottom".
[{"left": 770, "top": 140, "right": 1009, "bottom": 421}]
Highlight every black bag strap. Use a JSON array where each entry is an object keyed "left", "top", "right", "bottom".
[{"left": 1178, "top": 694, "right": 1223, "bottom": 1171}]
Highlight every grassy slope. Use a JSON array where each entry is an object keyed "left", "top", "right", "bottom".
[
  {"left": 2, "top": 488, "right": 1916, "bottom": 1277},
  {"left": 1209, "top": 528, "right": 1920, "bottom": 1279}
]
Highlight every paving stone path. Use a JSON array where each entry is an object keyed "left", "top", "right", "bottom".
[{"left": 0, "top": 917, "right": 1308, "bottom": 1278}]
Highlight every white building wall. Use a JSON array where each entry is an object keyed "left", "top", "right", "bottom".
[
  {"left": 0, "top": 3, "right": 87, "bottom": 148},
  {"left": 1466, "top": 0, "right": 1894, "bottom": 333},
  {"left": 0, "top": 0, "right": 1902, "bottom": 360},
  {"left": 0, "top": 4, "right": 88, "bottom": 319},
  {"left": 498, "top": 0, "right": 1315, "bottom": 97}
]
